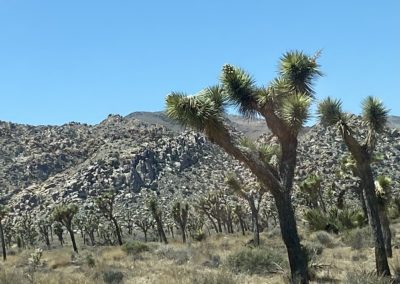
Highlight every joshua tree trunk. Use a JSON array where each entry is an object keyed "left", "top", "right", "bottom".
[
  {"left": 358, "top": 184, "right": 369, "bottom": 223},
  {"left": 0, "top": 221, "right": 6, "bottom": 261},
  {"left": 274, "top": 190, "right": 308, "bottom": 283},
  {"left": 155, "top": 216, "right": 168, "bottom": 244},
  {"left": 67, "top": 227, "right": 78, "bottom": 253},
  {"left": 359, "top": 163, "right": 390, "bottom": 275},
  {"left": 249, "top": 198, "right": 260, "bottom": 246},
  {"left": 180, "top": 226, "right": 186, "bottom": 243},
  {"left": 378, "top": 203, "right": 392, "bottom": 258},
  {"left": 275, "top": 139, "right": 309, "bottom": 283},
  {"left": 111, "top": 217, "right": 123, "bottom": 245},
  {"left": 238, "top": 216, "right": 246, "bottom": 236}
]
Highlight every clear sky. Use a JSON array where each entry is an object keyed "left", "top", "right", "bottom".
[{"left": 0, "top": 0, "right": 399, "bottom": 125}]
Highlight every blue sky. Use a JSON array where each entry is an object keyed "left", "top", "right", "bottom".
[{"left": 0, "top": 0, "right": 399, "bottom": 125}]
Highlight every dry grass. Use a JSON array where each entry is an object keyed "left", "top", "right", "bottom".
[{"left": 2, "top": 221, "right": 400, "bottom": 283}]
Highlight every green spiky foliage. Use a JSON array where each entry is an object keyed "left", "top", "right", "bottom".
[
  {"left": 362, "top": 96, "right": 389, "bottom": 134},
  {"left": 280, "top": 93, "right": 312, "bottom": 131},
  {"left": 376, "top": 176, "right": 392, "bottom": 204},
  {"left": 166, "top": 50, "right": 322, "bottom": 283},
  {"left": 279, "top": 50, "right": 323, "bottom": 95},
  {"left": 221, "top": 64, "right": 257, "bottom": 118},
  {"left": 317, "top": 97, "right": 343, "bottom": 127},
  {"left": 51, "top": 204, "right": 79, "bottom": 253}
]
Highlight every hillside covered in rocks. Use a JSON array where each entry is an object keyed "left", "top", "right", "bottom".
[{"left": 0, "top": 113, "right": 399, "bottom": 216}]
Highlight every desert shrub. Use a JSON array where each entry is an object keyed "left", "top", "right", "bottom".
[
  {"left": 192, "top": 230, "right": 206, "bottom": 242},
  {"left": 85, "top": 254, "right": 96, "bottom": 268},
  {"left": 310, "top": 231, "right": 336, "bottom": 248},
  {"left": 28, "top": 248, "right": 43, "bottom": 269},
  {"left": 190, "top": 270, "right": 237, "bottom": 284},
  {"left": 304, "top": 208, "right": 364, "bottom": 233},
  {"left": 342, "top": 227, "right": 373, "bottom": 250},
  {"left": 302, "top": 241, "right": 324, "bottom": 260},
  {"left": 0, "top": 268, "right": 26, "bottom": 284},
  {"left": 156, "top": 246, "right": 190, "bottom": 265},
  {"left": 103, "top": 270, "right": 124, "bottom": 284},
  {"left": 304, "top": 209, "right": 330, "bottom": 231},
  {"left": 226, "top": 247, "right": 285, "bottom": 275},
  {"left": 345, "top": 270, "right": 391, "bottom": 284},
  {"left": 122, "top": 241, "right": 150, "bottom": 255}
]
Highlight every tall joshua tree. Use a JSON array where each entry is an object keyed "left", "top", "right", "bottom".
[
  {"left": 318, "top": 96, "right": 391, "bottom": 276},
  {"left": 166, "top": 50, "right": 322, "bottom": 283},
  {"left": 52, "top": 204, "right": 79, "bottom": 253}
]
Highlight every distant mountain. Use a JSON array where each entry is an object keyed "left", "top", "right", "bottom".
[
  {"left": 388, "top": 116, "right": 400, "bottom": 129},
  {"left": 0, "top": 111, "right": 399, "bottom": 218},
  {"left": 126, "top": 111, "right": 269, "bottom": 139},
  {"left": 127, "top": 111, "right": 400, "bottom": 136}
]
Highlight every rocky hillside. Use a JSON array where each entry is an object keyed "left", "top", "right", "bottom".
[{"left": 0, "top": 112, "right": 399, "bottom": 216}]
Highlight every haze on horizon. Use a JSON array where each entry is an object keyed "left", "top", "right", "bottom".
[{"left": 0, "top": 0, "right": 399, "bottom": 126}]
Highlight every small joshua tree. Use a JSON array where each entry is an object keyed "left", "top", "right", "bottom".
[
  {"left": 51, "top": 204, "right": 79, "bottom": 253},
  {"left": 133, "top": 210, "right": 154, "bottom": 242},
  {"left": 37, "top": 214, "right": 52, "bottom": 248},
  {"left": 95, "top": 190, "right": 123, "bottom": 245},
  {"left": 226, "top": 175, "right": 263, "bottom": 246},
  {"left": 146, "top": 194, "right": 168, "bottom": 244},
  {"left": 53, "top": 222, "right": 64, "bottom": 246},
  {"left": 172, "top": 200, "right": 189, "bottom": 243}
]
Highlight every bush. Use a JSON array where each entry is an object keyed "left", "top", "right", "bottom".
[
  {"left": 192, "top": 230, "right": 207, "bottom": 242},
  {"left": 302, "top": 241, "right": 324, "bottom": 260},
  {"left": 342, "top": 227, "right": 373, "bottom": 250},
  {"left": 103, "top": 270, "right": 124, "bottom": 284},
  {"left": 226, "top": 247, "right": 285, "bottom": 275},
  {"left": 191, "top": 270, "right": 237, "bottom": 284},
  {"left": 156, "top": 246, "right": 190, "bottom": 265},
  {"left": 345, "top": 270, "right": 391, "bottom": 284},
  {"left": 85, "top": 254, "right": 96, "bottom": 268},
  {"left": 310, "top": 231, "right": 336, "bottom": 248},
  {"left": 122, "top": 241, "right": 150, "bottom": 255},
  {"left": 304, "top": 208, "right": 365, "bottom": 233}
]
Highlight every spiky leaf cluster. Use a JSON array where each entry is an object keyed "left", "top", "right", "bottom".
[{"left": 362, "top": 96, "right": 388, "bottom": 133}]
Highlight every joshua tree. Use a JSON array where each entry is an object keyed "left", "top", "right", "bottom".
[
  {"left": 172, "top": 200, "right": 189, "bottom": 243},
  {"left": 166, "top": 51, "right": 321, "bottom": 283},
  {"left": 51, "top": 204, "right": 79, "bottom": 253},
  {"left": 95, "top": 190, "right": 123, "bottom": 245},
  {"left": 226, "top": 175, "right": 263, "bottom": 246},
  {"left": 0, "top": 205, "right": 8, "bottom": 261},
  {"left": 146, "top": 194, "right": 168, "bottom": 244},
  {"left": 299, "top": 174, "right": 326, "bottom": 212},
  {"left": 37, "top": 215, "right": 52, "bottom": 248},
  {"left": 133, "top": 210, "right": 154, "bottom": 242},
  {"left": 53, "top": 222, "right": 64, "bottom": 246},
  {"left": 318, "top": 96, "right": 391, "bottom": 275}
]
